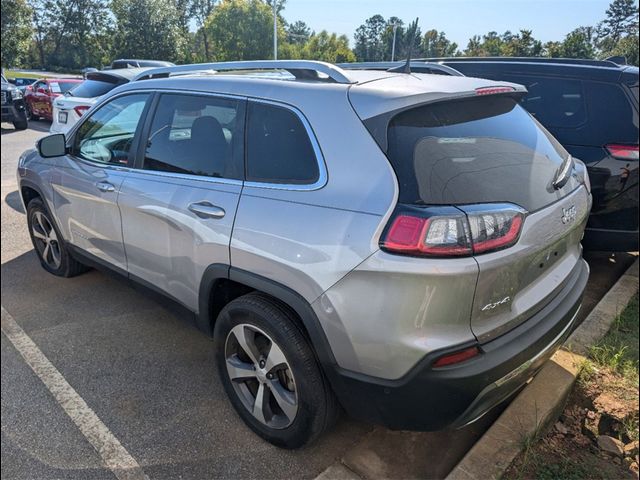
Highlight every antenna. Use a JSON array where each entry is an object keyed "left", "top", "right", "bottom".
[{"left": 388, "top": 17, "right": 419, "bottom": 74}]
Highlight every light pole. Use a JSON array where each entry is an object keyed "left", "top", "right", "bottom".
[
  {"left": 391, "top": 22, "right": 399, "bottom": 62},
  {"left": 273, "top": 0, "right": 278, "bottom": 60}
]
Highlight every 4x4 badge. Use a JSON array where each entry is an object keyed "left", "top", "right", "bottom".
[{"left": 561, "top": 205, "right": 577, "bottom": 224}]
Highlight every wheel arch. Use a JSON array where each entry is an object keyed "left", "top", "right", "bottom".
[{"left": 198, "top": 264, "right": 338, "bottom": 368}]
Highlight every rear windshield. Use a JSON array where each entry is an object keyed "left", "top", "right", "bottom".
[
  {"left": 67, "top": 79, "right": 117, "bottom": 98},
  {"left": 386, "top": 96, "right": 578, "bottom": 211}
]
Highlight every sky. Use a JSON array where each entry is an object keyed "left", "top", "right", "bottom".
[{"left": 281, "top": 0, "right": 615, "bottom": 48}]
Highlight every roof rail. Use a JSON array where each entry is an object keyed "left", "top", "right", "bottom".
[
  {"left": 338, "top": 61, "right": 463, "bottom": 76},
  {"left": 132, "top": 60, "right": 355, "bottom": 84},
  {"left": 415, "top": 56, "right": 623, "bottom": 68}
]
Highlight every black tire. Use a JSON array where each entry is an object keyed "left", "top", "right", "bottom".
[
  {"left": 214, "top": 292, "right": 339, "bottom": 449},
  {"left": 13, "top": 111, "right": 28, "bottom": 130},
  {"left": 27, "top": 197, "right": 89, "bottom": 277}
]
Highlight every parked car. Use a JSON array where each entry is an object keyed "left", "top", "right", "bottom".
[
  {"left": 416, "top": 57, "right": 639, "bottom": 252},
  {"left": 110, "top": 59, "right": 175, "bottom": 69},
  {"left": 18, "top": 60, "right": 591, "bottom": 448},
  {"left": 9, "top": 77, "right": 37, "bottom": 93},
  {"left": 1, "top": 74, "right": 28, "bottom": 130},
  {"left": 24, "top": 78, "right": 83, "bottom": 121},
  {"left": 50, "top": 68, "right": 151, "bottom": 134}
]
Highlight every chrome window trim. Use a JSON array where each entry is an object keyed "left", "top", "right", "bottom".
[
  {"left": 67, "top": 87, "right": 328, "bottom": 191},
  {"left": 244, "top": 97, "right": 328, "bottom": 192}
]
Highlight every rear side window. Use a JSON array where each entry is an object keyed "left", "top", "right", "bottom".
[
  {"left": 68, "top": 80, "right": 116, "bottom": 98},
  {"left": 386, "top": 96, "right": 578, "bottom": 212},
  {"left": 246, "top": 102, "right": 319, "bottom": 185},
  {"left": 50, "top": 81, "right": 79, "bottom": 94},
  {"left": 506, "top": 75, "right": 586, "bottom": 128},
  {"left": 143, "top": 94, "right": 243, "bottom": 179},
  {"left": 585, "top": 81, "right": 638, "bottom": 145}
]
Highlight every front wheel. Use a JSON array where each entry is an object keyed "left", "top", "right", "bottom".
[
  {"left": 13, "top": 111, "right": 28, "bottom": 130},
  {"left": 214, "top": 293, "right": 339, "bottom": 448},
  {"left": 27, "top": 197, "right": 88, "bottom": 277}
]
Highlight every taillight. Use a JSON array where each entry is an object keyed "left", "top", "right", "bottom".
[
  {"left": 605, "top": 144, "right": 639, "bottom": 161},
  {"left": 475, "top": 86, "right": 516, "bottom": 96},
  {"left": 432, "top": 346, "right": 480, "bottom": 368},
  {"left": 74, "top": 105, "right": 90, "bottom": 117},
  {"left": 381, "top": 204, "right": 525, "bottom": 257}
]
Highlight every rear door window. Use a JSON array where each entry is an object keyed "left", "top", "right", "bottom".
[
  {"left": 501, "top": 75, "right": 587, "bottom": 129},
  {"left": 585, "top": 81, "right": 638, "bottom": 145},
  {"left": 143, "top": 94, "right": 244, "bottom": 180},
  {"left": 386, "top": 96, "right": 579, "bottom": 211},
  {"left": 246, "top": 102, "right": 319, "bottom": 185}
]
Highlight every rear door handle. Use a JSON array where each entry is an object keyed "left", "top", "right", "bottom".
[
  {"left": 188, "top": 201, "right": 226, "bottom": 219},
  {"left": 95, "top": 181, "right": 115, "bottom": 192}
]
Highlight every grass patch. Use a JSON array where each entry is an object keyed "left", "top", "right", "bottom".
[
  {"left": 3, "top": 70, "right": 46, "bottom": 79},
  {"left": 588, "top": 292, "right": 639, "bottom": 385}
]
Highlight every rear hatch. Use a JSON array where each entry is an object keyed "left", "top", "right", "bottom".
[{"left": 359, "top": 90, "right": 591, "bottom": 342}]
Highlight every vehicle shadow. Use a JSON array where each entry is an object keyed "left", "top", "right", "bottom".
[
  {"left": 1, "top": 121, "right": 50, "bottom": 135},
  {"left": 5, "top": 191, "right": 25, "bottom": 214}
]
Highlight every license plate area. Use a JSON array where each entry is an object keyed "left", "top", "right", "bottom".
[{"left": 58, "top": 111, "right": 68, "bottom": 124}]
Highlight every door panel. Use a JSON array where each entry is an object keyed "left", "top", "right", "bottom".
[
  {"left": 118, "top": 92, "right": 245, "bottom": 311},
  {"left": 119, "top": 174, "right": 241, "bottom": 309},
  {"left": 52, "top": 92, "right": 152, "bottom": 270}
]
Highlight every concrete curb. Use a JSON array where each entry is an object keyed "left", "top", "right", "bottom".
[{"left": 446, "top": 258, "right": 639, "bottom": 480}]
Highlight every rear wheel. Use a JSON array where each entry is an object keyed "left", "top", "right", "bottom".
[
  {"left": 26, "top": 104, "right": 38, "bottom": 121},
  {"left": 27, "top": 197, "right": 88, "bottom": 277},
  {"left": 214, "top": 293, "right": 339, "bottom": 448}
]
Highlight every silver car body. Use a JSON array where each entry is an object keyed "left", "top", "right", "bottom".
[{"left": 18, "top": 61, "right": 591, "bottom": 387}]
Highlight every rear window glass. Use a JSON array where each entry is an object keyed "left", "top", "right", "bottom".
[
  {"left": 386, "top": 96, "right": 578, "bottom": 211},
  {"left": 246, "top": 102, "right": 319, "bottom": 185},
  {"left": 68, "top": 79, "right": 116, "bottom": 99},
  {"left": 585, "top": 81, "right": 638, "bottom": 145}
]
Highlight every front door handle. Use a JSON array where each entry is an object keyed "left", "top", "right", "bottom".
[
  {"left": 95, "top": 181, "right": 115, "bottom": 192},
  {"left": 188, "top": 201, "right": 226, "bottom": 219}
]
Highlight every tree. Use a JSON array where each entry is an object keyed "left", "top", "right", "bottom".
[
  {"left": 190, "top": 0, "right": 217, "bottom": 60},
  {"left": 599, "top": 0, "right": 639, "bottom": 41},
  {"left": 421, "top": 29, "right": 458, "bottom": 57},
  {"left": 608, "top": 33, "right": 639, "bottom": 64},
  {"left": 204, "top": 0, "right": 284, "bottom": 61},
  {"left": 1, "top": 0, "right": 33, "bottom": 67},
  {"left": 112, "top": 0, "right": 187, "bottom": 63},
  {"left": 560, "top": 26, "right": 597, "bottom": 58},
  {"left": 500, "top": 29, "right": 543, "bottom": 56},
  {"left": 301, "top": 30, "right": 355, "bottom": 62},
  {"left": 287, "top": 20, "right": 310, "bottom": 45},
  {"left": 353, "top": 14, "right": 386, "bottom": 61}
]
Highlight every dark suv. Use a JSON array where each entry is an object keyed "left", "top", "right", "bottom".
[
  {"left": 421, "top": 57, "right": 639, "bottom": 252},
  {"left": 1, "top": 75, "right": 29, "bottom": 130}
]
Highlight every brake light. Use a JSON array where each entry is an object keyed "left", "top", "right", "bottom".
[
  {"left": 381, "top": 204, "right": 525, "bottom": 257},
  {"left": 433, "top": 346, "right": 480, "bottom": 367},
  {"left": 475, "top": 86, "right": 516, "bottom": 96},
  {"left": 74, "top": 105, "right": 90, "bottom": 117},
  {"left": 605, "top": 144, "right": 639, "bottom": 160}
]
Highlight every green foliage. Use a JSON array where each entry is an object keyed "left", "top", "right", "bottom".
[
  {"left": 421, "top": 29, "right": 458, "bottom": 57},
  {"left": 205, "top": 0, "right": 283, "bottom": 61},
  {"left": 607, "top": 33, "right": 640, "bottom": 65},
  {"left": 353, "top": 14, "right": 387, "bottom": 61},
  {"left": 287, "top": 20, "right": 310, "bottom": 45},
  {"left": 1, "top": 0, "right": 33, "bottom": 67},
  {"left": 464, "top": 30, "right": 541, "bottom": 57},
  {"left": 111, "top": 0, "right": 188, "bottom": 63}
]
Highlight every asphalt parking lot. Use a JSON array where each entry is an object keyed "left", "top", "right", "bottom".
[{"left": 1, "top": 121, "right": 636, "bottom": 480}]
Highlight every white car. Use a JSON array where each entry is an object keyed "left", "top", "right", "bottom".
[{"left": 50, "top": 68, "right": 151, "bottom": 134}]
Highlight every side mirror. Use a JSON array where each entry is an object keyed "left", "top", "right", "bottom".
[{"left": 38, "top": 134, "right": 67, "bottom": 158}]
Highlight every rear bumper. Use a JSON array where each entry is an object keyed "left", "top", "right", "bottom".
[
  {"left": 326, "top": 258, "right": 589, "bottom": 431},
  {"left": 583, "top": 227, "right": 638, "bottom": 252}
]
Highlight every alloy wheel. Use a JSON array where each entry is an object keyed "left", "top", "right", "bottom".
[
  {"left": 31, "top": 211, "right": 62, "bottom": 269},
  {"left": 224, "top": 323, "right": 298, "bottom": 429}
]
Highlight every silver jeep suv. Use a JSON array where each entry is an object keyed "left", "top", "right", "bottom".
[{"left": 17, "top": 61, "right": 592, "bottom": 448}]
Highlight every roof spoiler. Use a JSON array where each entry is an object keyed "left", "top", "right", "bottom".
[{"left": 132, "top": 60, "right": 355, "bottom": 84}]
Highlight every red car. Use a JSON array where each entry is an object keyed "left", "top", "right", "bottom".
[{"left": 24, "top": 78, "right": 83, "bottom": 121}]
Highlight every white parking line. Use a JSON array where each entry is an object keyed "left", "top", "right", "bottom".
[{"left": 1, "top": 306, "right": 149, "bottom": 480}]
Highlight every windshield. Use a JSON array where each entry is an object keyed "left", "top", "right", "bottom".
[
  {"left": 50, "top": 81, "right": 80, "bottom": 94},
  {"left": 386, "top": 96, "right": 580, "bottom": 211}
]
